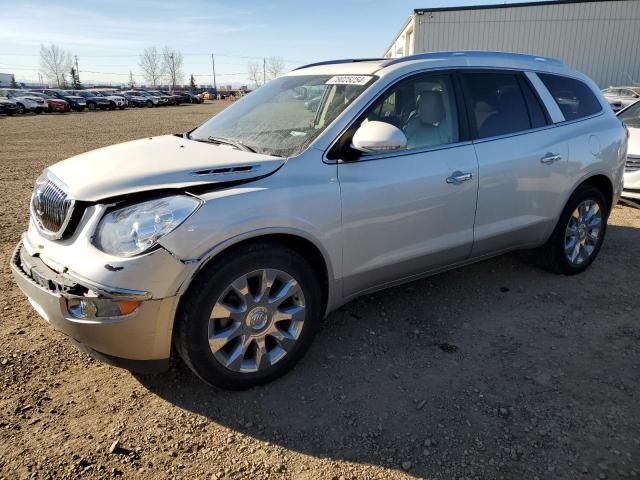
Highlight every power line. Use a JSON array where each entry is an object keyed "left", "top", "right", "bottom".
[{"left": 0, "top": 51, "right": 307, "bottom": 64}]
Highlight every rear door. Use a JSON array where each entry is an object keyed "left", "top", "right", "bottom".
[
  {"left": 335, "top": 71, "right": 479, "bottom": 298},
  {"left": 460, "top": 70, "right": 569, "bottom": 256}
]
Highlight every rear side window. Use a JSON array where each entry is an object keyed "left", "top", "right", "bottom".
[
  {"left": 461, "top": 72, "right": 533, "bottom": 139},
  {"left": 538, "top": 73, "right": 602, "bottom": 121}
]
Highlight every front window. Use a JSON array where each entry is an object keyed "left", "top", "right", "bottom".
[
  {"left": 190, "top": 74, "right": 375, "bottom": 157},
  {"left": 618, "top": 102, "right": 640, "bottom": 128}
]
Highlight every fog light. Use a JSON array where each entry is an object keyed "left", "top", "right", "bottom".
[
  {"left": 67, "top": 298, "right": 98, "bottom": 319},
  {"left": 67, "top": 298, "right": 141, "bottom": 319}
]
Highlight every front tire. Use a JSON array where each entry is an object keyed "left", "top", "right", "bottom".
[
  {"left": 535, "top": 185, "right": 608, "bottom": 275},
  {"left": 87, "top": 102, "right": 96, "bottom": 111},
  {"left": 16, "top": 103, "right": 25, "bottom": 114},
  {"left": 175, "top": 242, "right": 322, "bottom": 389}
]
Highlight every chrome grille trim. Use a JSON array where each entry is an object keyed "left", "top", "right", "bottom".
[
  {"left": 625, "top": 155, "right": 640, "bottom": 172},
  {"left": 30, "top": 174, "right": 76, "bottom": 240}
]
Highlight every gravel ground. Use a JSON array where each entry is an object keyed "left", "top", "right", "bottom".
[{"left": 1, "top": 104, "right": 639, "bottom": 480}]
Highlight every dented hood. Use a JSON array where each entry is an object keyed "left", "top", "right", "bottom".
[{"left": 47, "top": 134, "right": 284, "bottom": 201}]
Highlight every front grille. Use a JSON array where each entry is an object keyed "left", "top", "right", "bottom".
[
  {"left": 626, "top": 156, "right": 640, "bottom": 172},
  {"left": 31, "top": 178, "right": 75, "bottom": 239}
]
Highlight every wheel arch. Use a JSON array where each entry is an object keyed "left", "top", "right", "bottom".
[
  {"left": 176, "top": 231, "right": 334, "bottom": 320},
  {"left": 578, "top": 174, "right": 614, "bottom": 213}
]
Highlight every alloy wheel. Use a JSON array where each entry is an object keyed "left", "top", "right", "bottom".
[
  {"left": 564, "top": 199, "right": 602, "bottom": 265},
  {"left": 208, "top": 269, "right": 306, "bottom": 373}
]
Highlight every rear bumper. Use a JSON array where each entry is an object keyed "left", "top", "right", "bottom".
[{"left": 10, "top": 241, "right": 178, "bottom": 371}]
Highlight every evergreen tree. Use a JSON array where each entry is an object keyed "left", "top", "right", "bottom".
[
  {"left": 70, "top": 67, "right": 82, "bottom": 89},
  {"left": 189, "top": 74, "right": 196, "bottom": 90}
]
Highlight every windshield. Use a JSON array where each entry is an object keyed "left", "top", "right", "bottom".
[
  {"left": 190, "top": 74, "right": 375, "bottom": 157},
  {"left": 619, "top": 101, "right": 640, "bottom": 128},
  {"left": 66, "top": 91, "right": 85, "bottom": 97}
]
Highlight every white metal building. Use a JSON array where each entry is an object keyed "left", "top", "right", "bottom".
[
  {"left": 384, "top": 0, "right": 640, "bottom": 87},
  {"left": 0, "top": 73, "right": 15, "bottom": 87}
]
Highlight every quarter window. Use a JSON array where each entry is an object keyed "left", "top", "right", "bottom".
[
  {"left": 358, "top": 73, "right": 460, "bottom": 151},
  {"left": 461, "top": 73, "right": 534, "bottom": 139},
  {"left": 538, "top": 73, "right": 602, "bottom": 121}
]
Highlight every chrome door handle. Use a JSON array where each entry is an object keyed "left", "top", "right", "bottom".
[
  {"left": 540, "top": 153, "right": 562, "bottom": 164},
  {"left": 446, "top": 171, "right": 473, "bottom": 184}
]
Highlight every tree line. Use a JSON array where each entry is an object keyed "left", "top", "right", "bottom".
[{"left": 38, "top": 44, "right": 286, "bottom": 90}]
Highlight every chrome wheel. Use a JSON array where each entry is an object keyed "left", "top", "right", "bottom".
[
  {"left": 564, "top": 199, "right": 602, "bottom": 265},
  {"left": 208, "top": 269, "right": 306, "bottom": 373}
]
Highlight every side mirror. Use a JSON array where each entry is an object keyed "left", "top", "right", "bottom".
[{"left": 351, "top": 121, "right": 407, "bottom": 153}]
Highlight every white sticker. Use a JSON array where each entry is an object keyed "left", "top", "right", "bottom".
[{"left": 325, "top": 75, "right": 372, "bottom": 86}]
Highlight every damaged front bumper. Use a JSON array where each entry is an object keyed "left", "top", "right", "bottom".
[{"left": 10, "top": 237, "right": 181, "bottom": 372}]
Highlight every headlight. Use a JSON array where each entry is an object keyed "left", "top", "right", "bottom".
[{"left": 94, "top": 195, "right": 201, "bottom": 257}]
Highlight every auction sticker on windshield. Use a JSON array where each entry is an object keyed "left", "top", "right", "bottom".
[{"left": 325, "top": 75, "right": 372, "bottom": 85}]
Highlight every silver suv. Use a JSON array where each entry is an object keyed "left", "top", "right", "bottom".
[{"left": 11, "top": 51, "right": 627, "bottom": 389}]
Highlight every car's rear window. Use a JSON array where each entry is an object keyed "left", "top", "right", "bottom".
[{"left": 538, "top": 73, "right": 602, "bottom": 121}]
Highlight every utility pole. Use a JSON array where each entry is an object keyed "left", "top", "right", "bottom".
[
  {"left": 211, "top": 53, "right": 217, "bottom": 92},
  {"left": 170, "top": 53, "right": 175, "bottom": 89},
  {"left": 263, "top": 57, "right": 266, "bottom": 85},
  {"left": 74, "top": 55, "right": 80, "bottom": 84}
]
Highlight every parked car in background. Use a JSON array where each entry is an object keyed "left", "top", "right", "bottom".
[
  {"left": 145, "top": 90, "right": 175, "bottom": 105},
  {"left": 186, "top": 92, "right": 202, "bottom": 104},
  {"left": 25, "top": 91, "right": 69, "bottom": 113},
  {"left": 125, "top": 90, "right": 160, "bottom": 107},
  {"left": 0, "top": 95, "right": 18, "bottom": 115},
  {"left": 68, "top": 90, "right": 110, "bottom": 111},
  {"left": 0, "top": 89, "right": 47, "bottom": 114},
  {"left": 616, "top": 101, "right": 640, "bottom": 203},
  {"left": 161, "top": 91, "right": 184, "bottom": 104},
  {"left": 10, "top": 52, "right": 627, "bottom": 389},
  {"left": 40, "top": 89, "right": 86, "bottom": 112},
  {"left": 117, "top": 91, "right": 150, "bottom": 108},
  {"left": 174, "top": 91, "right": 202, "bottom": 104},
  {"left": 602, "top": 86, "right": 640, "bottom": 112},
  {"left": 88, "top": 90, "right": 127, "bottom": 110}
]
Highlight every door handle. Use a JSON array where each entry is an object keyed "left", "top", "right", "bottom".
[
  {"left": 540, "top": 153, "right": 562, "bottom": 164},
  {"left": 446, "top": 171, "right": 473, "bottom": 184}
]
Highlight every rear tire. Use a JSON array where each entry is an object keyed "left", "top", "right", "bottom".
[
  {"left": 175, "top": 242, "right": 322, "bottom": 390},
  {"left": 535, "top": 185, "right": 608, "bottom": 275}
]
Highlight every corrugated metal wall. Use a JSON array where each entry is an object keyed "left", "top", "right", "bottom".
[{"left": 413, "top": 0, "right": 640, "bottom": 87}]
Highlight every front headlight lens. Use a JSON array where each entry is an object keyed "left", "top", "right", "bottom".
[{"left": 94, "top": 195, "right": 201, "bottom": 257}]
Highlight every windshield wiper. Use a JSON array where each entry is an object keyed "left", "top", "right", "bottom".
[{"left": 206, "top": 136, "right": 256, "bottom": 153}]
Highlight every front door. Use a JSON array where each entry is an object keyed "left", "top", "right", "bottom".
[{"left": 335, "top": 72, "right": 479, "bottom": 298}]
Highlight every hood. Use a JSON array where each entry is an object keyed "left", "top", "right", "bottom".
[
  {"left": 47, "top": 134, "right": 284, "bottom": 202},
  {"left": 17, "top": 95, "right": 41, "bottom": 102},
  {"left": 627, "top": 126, "right": 640, "bottom": 156}
]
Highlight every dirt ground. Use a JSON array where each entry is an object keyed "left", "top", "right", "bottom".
[{"left": 1, "top": 104, "right": 639, "bottom": 480}]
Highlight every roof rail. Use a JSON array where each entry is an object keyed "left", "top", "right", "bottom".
[
  {"left": 382, "top": 51, "right": 565, "bottom": 68},
  {"left": 294, "top": 58, "right": 386, "bottom": 71}
]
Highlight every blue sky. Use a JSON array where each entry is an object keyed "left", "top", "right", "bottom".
[{"left": 1, "top": 0, "right": 548, "bottom": 86}]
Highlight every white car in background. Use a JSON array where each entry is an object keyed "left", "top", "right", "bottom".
[
  {"left": 89, "top": 90, "right": 127, "bottom": 110},
  {"left": 0, "top": 88, "right": 47, "bottom": 114},
  {"left": 602, "top": 86, "right": 640, "bottom": 112},
  {"left": 617, "top": 100, "right": 640, "bottom": 203}
]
